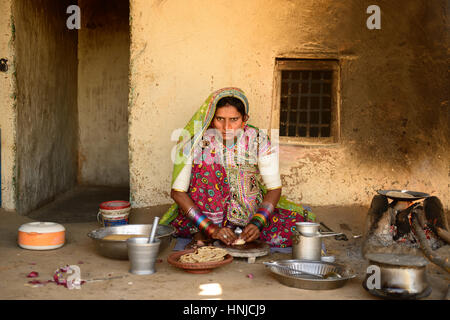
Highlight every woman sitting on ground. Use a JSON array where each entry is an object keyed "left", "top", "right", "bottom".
[{"left": 160, "top": 87, "right": 315, "bottom": 248}]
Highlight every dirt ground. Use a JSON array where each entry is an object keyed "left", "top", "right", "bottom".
[{"left": 0, "top": 187, "right": 449, "bottom": 300}]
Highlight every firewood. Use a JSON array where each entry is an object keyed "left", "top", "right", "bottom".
[
  {"left": 415, "top": 205, "right": 450, "bottom": 244},
  {"left": 424, "top": 196, "right": 449, "bottom": 230},
  {"left": 436, "top": 227, "right": 450, "bottom": 245},
  {"left": 411, "top": 212, "right": 450, "bottom": 273},
  {"left": 412, "top": 205, "right": 428, "bottom": 228},
  {"left": 394, "top": 206, "right": 413, "bottom": 240}
]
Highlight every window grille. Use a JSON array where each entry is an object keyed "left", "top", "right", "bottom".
[{"left": 274, "top": 59, "right": 340, "bottom": 144}]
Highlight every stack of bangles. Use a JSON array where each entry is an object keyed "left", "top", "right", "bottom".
[
  {"left": 185, "top": 205, "right": 218, "bottom": 238},
  {"left": 250, "top": 202, "right": 274, "bottom": 230}
]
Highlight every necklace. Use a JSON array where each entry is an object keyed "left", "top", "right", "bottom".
[
  {"left": 223, "top": 137, "right": 238, "bottom": 150},
  {"left": 225, "top": 141, "right": 236, "bottom": 149}
]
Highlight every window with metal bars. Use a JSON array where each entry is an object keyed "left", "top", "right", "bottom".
[{"left": 274, "top": 59, "right": 340, "bottom": 144}]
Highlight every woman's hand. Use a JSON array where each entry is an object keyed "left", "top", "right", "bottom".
[
  {"left": 241, "top": 224, "right": 260, "bottom": 243},
  {"left": 211, "top": 227, "right": 237, "bottom": 246}
]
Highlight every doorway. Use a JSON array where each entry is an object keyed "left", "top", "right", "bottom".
[{"left": 13, "top": 0, "right": 130, "bottom": 220}]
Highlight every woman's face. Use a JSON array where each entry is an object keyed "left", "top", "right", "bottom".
[{"left": 211, "top": 104, "right": 246, "bottom": 141}]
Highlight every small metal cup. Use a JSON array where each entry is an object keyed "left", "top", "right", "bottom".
[
  {"left": 295, "top": 222, "right": 320, "bottom": 236},
  {"left": 127, "top": 237, "right": 161, "bottom": 275}
]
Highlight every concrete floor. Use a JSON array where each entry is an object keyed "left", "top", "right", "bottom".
[{"left": 0, "top": 186, "right": 449, "bottom": 300}]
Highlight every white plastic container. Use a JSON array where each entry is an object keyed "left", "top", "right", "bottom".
[{"left": 18, "top": 222, "right": 65, "bottom": 250}]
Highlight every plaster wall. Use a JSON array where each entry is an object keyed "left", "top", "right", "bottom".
[
  {"left": 0, "top": 0, "right": 16, "bottom": 210},
  {"left": 276, "top": 0, "right": 448, "bottom": 209},
  {"left": 129, "top": 0, "right": 448, "bottom": 210},
  {"left": 77, "top": 0, "right": 130, "bottom": 187},
  {"left": 13, "top": 0, "right": 78, "bottom": 214}
]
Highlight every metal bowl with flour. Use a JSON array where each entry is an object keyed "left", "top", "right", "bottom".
[{"left": 88, "top": 224, "right": 176, "bottom": 260}]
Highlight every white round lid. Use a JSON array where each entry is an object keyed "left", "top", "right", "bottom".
[{"left": 19, "top": 222, "right": 65, "bottom": 233}]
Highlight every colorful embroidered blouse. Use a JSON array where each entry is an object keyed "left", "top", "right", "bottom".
[{"left": 173, "top": 124, "right": 281, "bottom": 227}]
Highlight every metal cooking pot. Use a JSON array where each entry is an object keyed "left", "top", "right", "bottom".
[
  {"left": 364, "top": 253, "right": 430, "bottom": 298},
  {"left": 292, "top": 230, "right": 322, "bottom": 260},
  {"left": 292, "top": 222, "right": 343, "bottom": 260}
]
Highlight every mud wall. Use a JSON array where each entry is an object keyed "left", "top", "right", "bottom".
[
  {"left": 129, "top": 0, "right": 448, "bottom": 210},
  {"left": 13, "top": 0, "right": 78, "bottom": 214},
  {"left": 0, "top": 0, "right": 16, "bottom": 211},
  {"left": 77, "top": 0, "right": 130, "bottom": 187}
]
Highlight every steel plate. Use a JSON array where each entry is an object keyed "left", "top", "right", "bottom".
[{"left": 265, "top": 259, "right": 355, "bottom": 290}]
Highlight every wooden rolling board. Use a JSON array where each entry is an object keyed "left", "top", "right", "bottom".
[{"left": 213, "top": 240, "right": 270, "bottom": 264}]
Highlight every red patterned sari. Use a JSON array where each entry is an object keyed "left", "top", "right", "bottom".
[{"left": 169, "top": 125, "right": 314, "bottom": 248}]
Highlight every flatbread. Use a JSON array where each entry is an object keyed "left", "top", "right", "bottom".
[
  {"left": 179, "top": 246, "right": 228, "bottom": 263},
  {"left": 179, "top": 253, "right": 198, "bottom": 263},
  {"left": 386, "top": 191, "right": 415, "bottom": 198},
  {"left": 232, "top": 238, "right": 246, "bottom": 245}
]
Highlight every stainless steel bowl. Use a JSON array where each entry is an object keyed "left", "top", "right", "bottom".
[
  {"left": 265, "top": 259, "right": 356, "bottom": 290},
  {"left": 87, "top": 224, "right": 176, "bottom": 260}
]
